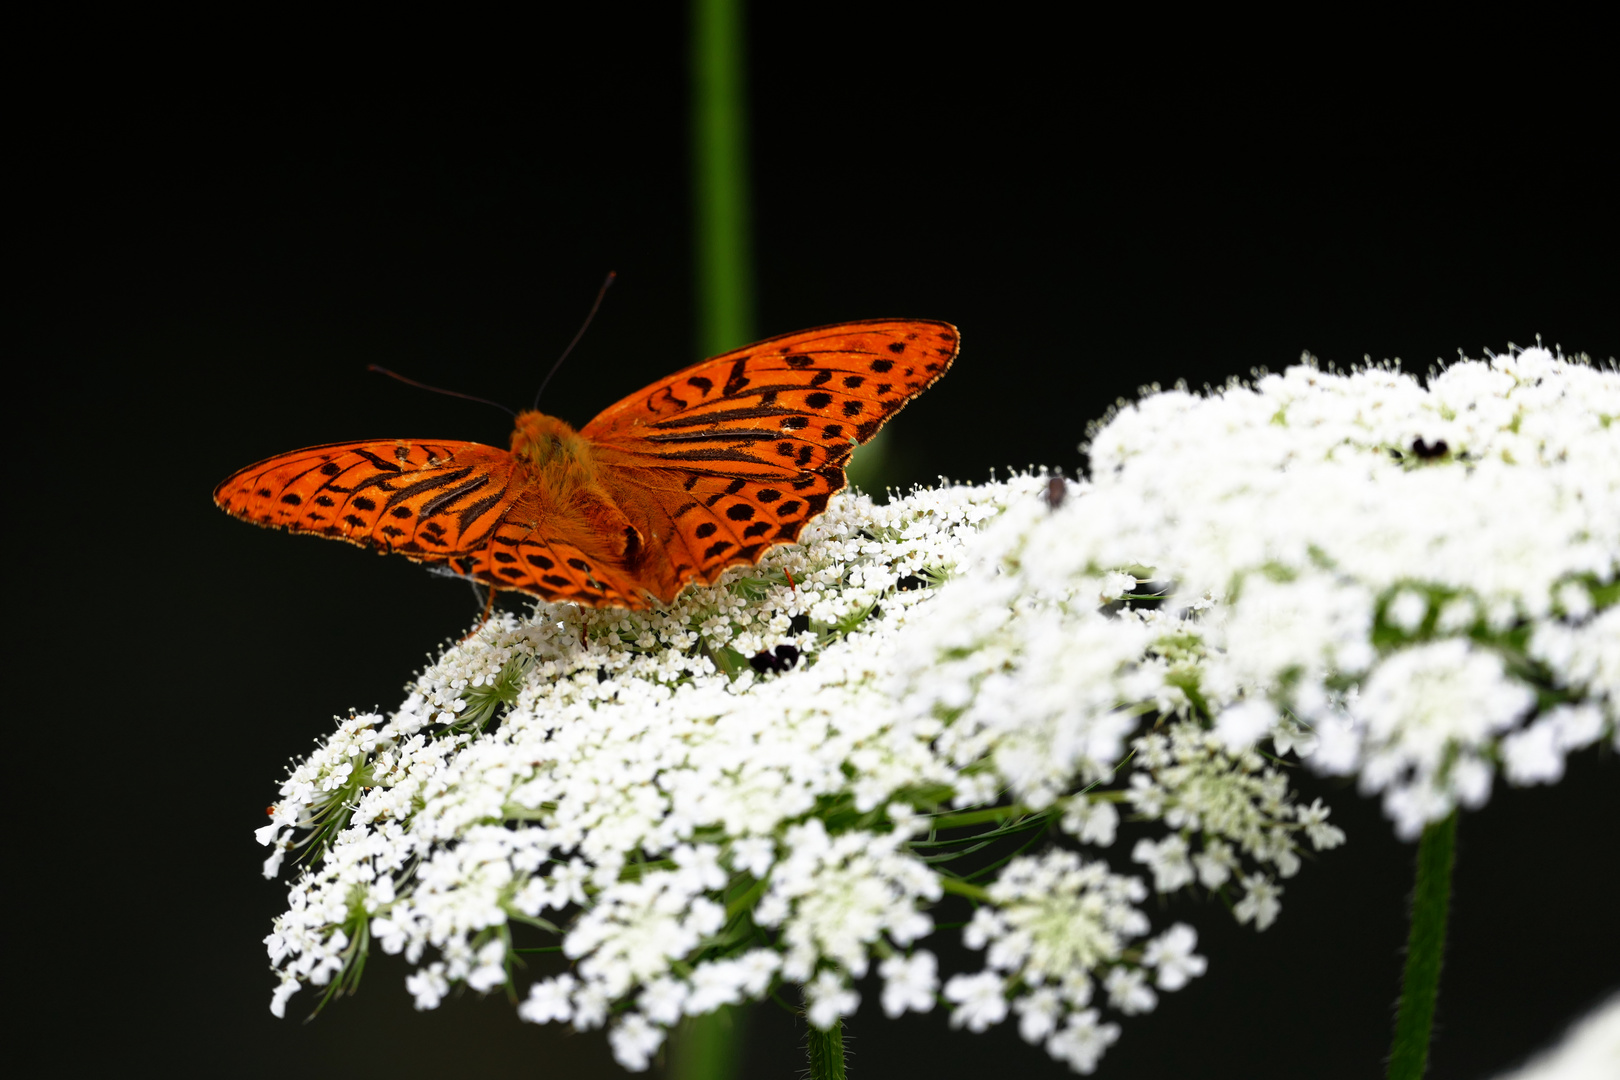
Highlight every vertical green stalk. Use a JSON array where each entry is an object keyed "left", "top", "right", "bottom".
[
  {"left": 691, "top": 0, "right": 754, "bottom": 356},
  {"left": 806, "top": 1019, "right": 847, "bottom": 1080},
  {"left": 668, "top": 1007, "right": 741, "bottom": 1080},
  {"left": 673, "top": 8, "right": 752, "bottom": 1078},
  {"left": 1387, "top": 812, "right": 1458, "bottom": 1079}
]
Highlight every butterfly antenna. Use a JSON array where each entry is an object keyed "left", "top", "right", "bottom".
[
  {"left": 533, "top": 270, "right": 617, "bottom": 411},
  {"left": 366, "top": 365, "right": 517, "bottom": 418}
]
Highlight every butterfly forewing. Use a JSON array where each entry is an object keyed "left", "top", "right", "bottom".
[
  {"left": 214, "top": 439, "right": 520, "bottom": 557},
  {"left": 580, "top": 320, "right": 959, "bottom": 470}
]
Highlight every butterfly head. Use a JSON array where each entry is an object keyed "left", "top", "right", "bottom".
[{"left": 510, "top": 410, "right": 589, "bottom": 469}]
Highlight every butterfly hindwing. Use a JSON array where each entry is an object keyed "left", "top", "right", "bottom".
[
  {"left": 594, "top": 462, "right": 843, "bottom": 597},
  {"left": 214, "top": 439, "right": 521, "bottom": 559},
  {"left": 455, "top": 522, "right": 652, "bottom": 609}
]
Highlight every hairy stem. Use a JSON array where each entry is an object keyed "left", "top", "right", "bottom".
[
  {"left": 1387, "top": 811, "right": 1457, "bottom": 1079},
  {"left": 806, "top": 1018, "right": 847, "bottom": 1080}
]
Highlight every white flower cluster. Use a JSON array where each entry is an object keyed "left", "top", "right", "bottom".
[
  {"left": 899, "top": 344, "right": 1617, "bottom": 838},
  {"left": 1112, "top": 345, "right": 1619, "bottom": 835},
  {"left": 256, "top": 345, "right": 1615, "bottom": 1074}
]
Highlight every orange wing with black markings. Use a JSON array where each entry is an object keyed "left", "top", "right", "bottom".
[
  {"left": 581, "top": 320, "right": 959, "bottom": 597},
  {"left": 214, "top": 320, "right": 958, "bottom": 610},
  {"left": 214, "top": 439, "right": 521, "bottom": 559}
]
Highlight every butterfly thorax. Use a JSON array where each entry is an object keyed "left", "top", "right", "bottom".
[{"left": 510, "top": 410, "right": 593, "bottom": 472}]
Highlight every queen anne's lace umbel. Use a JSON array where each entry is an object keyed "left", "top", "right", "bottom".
[{"left": 259, "top": 345, "right": 1616, "bottom": 1073}]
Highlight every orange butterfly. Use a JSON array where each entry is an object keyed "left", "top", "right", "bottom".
[{"left": 214, "top": 320, "right": 959, "bottom": 610}]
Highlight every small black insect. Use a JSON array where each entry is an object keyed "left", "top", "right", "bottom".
[
  {"left": 749, "top": 644, "right": 802, "bottom": 674},
  {"left": 1411, "top": 437, "right": 1449, "bottom": 460}
]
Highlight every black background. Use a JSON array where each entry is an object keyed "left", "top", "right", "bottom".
[{"left": 15, "top": 10, "right": 1617, "bottom": 1078}]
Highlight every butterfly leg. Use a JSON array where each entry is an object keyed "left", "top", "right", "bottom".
[
  {"left": 456, "top": 584, "right": 501, "bottom": 643},
  {"left": 784, "top": 567, "right": 797, "bottom": 593}
]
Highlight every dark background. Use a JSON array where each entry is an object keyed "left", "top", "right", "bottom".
[{"left": 15, "top": 10, "right": 1616, "bottom": 1078}]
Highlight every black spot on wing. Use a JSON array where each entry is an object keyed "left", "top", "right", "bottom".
[{"left": 723, "top": 356, "right": 751, "bottom": 396}]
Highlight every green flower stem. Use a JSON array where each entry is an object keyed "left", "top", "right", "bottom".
[
  {"left": 928, "top": 805, "right": 1037, "bottom": 829},
  {"left": 670, "top": 1008, "right": 741, "bottom": 1080},
  {"left": 938, "top": 877, "right": 992, "bottom": 902},
  {"left": 1387, "top": 812, "right": 1458, "bottom": 1080},
  {"left": 673, "top": 4, "right": 753, "bottom": 1078},
  {"left": 806, "top": 1018, "right": 847, "bottom": 1080},
  {"left": 691, "top": 0, "right": 753, "bottom": 355}
]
